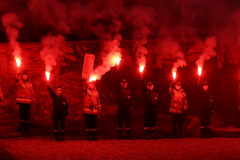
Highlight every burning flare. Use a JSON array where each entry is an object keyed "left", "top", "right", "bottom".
[
  {"left": 116, "top": 57, "right": 121, "bottom": 65},
  {"left": 198, "top": 67, "right": 202, "bottom": 76},
  {"left": 89, "top": 74, "right": 98, "bottom": 82},
  {"left": 45, "top": 71, "right": 50, "bottom": 81},
  {"left": 139, "top": 65, "right": 145, "bottom": 73},
  {"left": 172, "top": 71, "right": 176, "bottom": 80},
  {"left": 15, "top": 58, "right": 21, "bottom": 67}
]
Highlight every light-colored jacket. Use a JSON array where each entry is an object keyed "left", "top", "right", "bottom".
[
  {"left": 15, "top": 73, "right": 34, "bottom": 104},
  {"left": 169, "top": 86, "right": 188, "bottom": 114},
  {"left": 83, "top": 86, "right": 101, "bottom": 115}
]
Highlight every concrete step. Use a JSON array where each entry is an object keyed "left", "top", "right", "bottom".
[
  {"left": 0, "top": 125, "right": 18, "bottom": 134},
  {"left": 0, "top": 132, "right": 22, "bottom": 139}
]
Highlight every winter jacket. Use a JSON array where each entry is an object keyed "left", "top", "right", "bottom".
[
  {"left": 47, "top": 85, "right": 68, "bottom": 115},
  {"left": 83, "top": 84, "right": 101, "bottom": 115},
  {"left": 0, "top": 86, "right": 3, "bottom": 102},
  {"left": 142, "top": 80, "right": 159, "bottom": 108},
  {"left": 169, "top": 86, "right": 188, "bottom": 114},
  {"left": 15, "top": 73, "right": 34, "bottom": 104},
  {"left": 199, "top": 85, "right": 213, "bottom": 111}
]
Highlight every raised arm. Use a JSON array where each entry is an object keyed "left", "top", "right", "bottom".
[
  {"left": 142, "top": 79, "right": 146, "bottom": 95},
  {"left": 47, "top": 85, "right": 55, "bottom": 99},
  {"left": 15, "top": 72, "right": 21, "bottom": 83},
  {"left": 116, "top": 71, "right": 121, "bottom": 93}
]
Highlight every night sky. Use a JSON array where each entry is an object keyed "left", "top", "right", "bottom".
[{"left": 0, "top": 0, "right": 240, "bottom": 45}]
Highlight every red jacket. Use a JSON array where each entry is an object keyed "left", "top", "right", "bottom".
[
  {"left": 83, "top": 85, "right": 101, "bottom": 115},
  {"left": 15, "top": 73, "right": 34, "bottom": 104},
  {"left": 169, "top": 86, "right": 188, "bottom": 114},
  {"left": 0, "top": 86, "right": 3, "bottom": 102}
]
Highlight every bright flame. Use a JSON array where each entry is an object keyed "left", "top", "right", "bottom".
[
  {"left": 116, "top": 57, "right": 121, "bottom": 65},
  {"left": 139, "top": 65, "right": 145, "bottom": 73},
  {"left": 172, "top": 71, "right": 176, "bottom": 80},
  {"left": 89, "top": 74, "right": 98, "bottom": 82},
  {"left": 45, "top": 71, "right": 50, "bottom": 81},
  {"left": 198, "top": 67, "right": 202, "bottom": 76},
  {"left": 16, "top": 58, "right": 21, "bottom": 67}
]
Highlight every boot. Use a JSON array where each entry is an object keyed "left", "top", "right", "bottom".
[
  {"left": 20, "top": 122, "right": 25, "bottom": 136},
  {"left": 92, "top": 131, "right": 98, "bottom": 141},
  {"left": 145, "top": 129, "right": 150, "bottom": 140},
  {"left": 151, "top": 129, "right": 156, "bottom": 139},
  {"left": 118, "top": 130, "right": 122, "bottom": 140},
  {"left": 60, "top": 132, "right": 65, "bottom": 141},
  {"left": 127, "top": 130, "right": 132, "bottom": 140},
  {"left": 87, "top": 131, "right": 92, "bottom": 141},
  {"left": 55, "top": 132, "right": 59, "bottom": 141}
]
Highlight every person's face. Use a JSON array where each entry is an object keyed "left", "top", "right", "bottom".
[
  {"left": 22, "top": 74, "right": 28, "bottom": 81},
  {"left": 203, "top": 85, "right": 208, "bottom": 91},
  {"left": 88, "top": 83, "right": 95, "bottom": 89},
  {"left": 121, "top": 82, "right": 127, "bottom": 88},
  {"left": 56, "top": 88, "right": 62, "bottom": 95},
  {"left": 147, "top": 84, "right": 154, "bottom": 90},
  {"left": 175, "top": 85, "right": 181, "bottom": 90}
]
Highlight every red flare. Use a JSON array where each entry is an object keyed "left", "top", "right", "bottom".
[
  {"left": 198, "top": 67, "right": 202, "bottom": 76},
  {"left": 16, "top": 58, "right": 21, "bottom": 67},
  {"left": 139, "top": 65, "right": 145, "bottom": 73},
  {"left": 45, "top": 71, "right": 50, "bottom": 81}
]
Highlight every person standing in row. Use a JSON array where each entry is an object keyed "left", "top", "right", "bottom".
[
  {"left": 83, "top": 81, "right": 101, "bottom": 141},
  {"left": 142, "top": 77, "right": 159, "bottom": 140},
  {"left": 47, "top": 84, "right": 68, "bottom": 141},
  {"left": 116, "top": 70, "right": 132, "bottom": 140},
  {"left": 199, "top": 81, "right": 214, "bottom": 139},
  {"left": 15, "top": 70, "right": 34, "bottom": 136},
  {"left": 169, "top": 81, "right": 188, "bottom": 139},
  {"left": 0, "top": 85, "right": 3, "bottom": 104}
]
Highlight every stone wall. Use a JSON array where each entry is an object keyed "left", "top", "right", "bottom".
[{"left": 0, "top": 40, "right": 239, "bottom": 128}]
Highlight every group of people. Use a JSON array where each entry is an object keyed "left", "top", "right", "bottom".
[{"left": 0, "top": 69, "right": 214, "bottom": 141}]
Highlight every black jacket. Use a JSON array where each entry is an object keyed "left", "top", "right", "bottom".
[
  {"left": 142, "top": 79, "right": 159, "bottom": 108},
  {"left": 116, "top": 72, "right": 131, "bottom": 106},
  {"left": 199, "top": 85, "right": 213, "bottom": 110},
  {"left": 47, "top": 85, "right": 68, "bottom": 115}
]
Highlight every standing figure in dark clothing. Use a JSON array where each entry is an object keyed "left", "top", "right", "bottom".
[
  {"left": 47, "top": 85, "right": 68, "bottom": 141},
  {"left": 0, "top": 85, "right": 3, "bottom": 104},
  {"left": 16, "top": 70, "right": 34, "bottom": 136},
  {"left": 142, "top": 78, "right": 159, "bottom": 140},
  {"left": 116, "top": 71, "right": 131, "bottom": 140},
  {"left": 199, "top": 81, "right": 213, "bottom": 139},
  {"left": 83, "top": 81, "right": 101, "bottom": 141},
  {"left": 169, "top": 82, "right": 188, "bottom": 139}
]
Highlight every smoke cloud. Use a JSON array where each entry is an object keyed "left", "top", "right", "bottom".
[
  {"left": 40, "top": 34, "right": 65, "bottom": 73},
  {"left": 196, "top": 36, "right": 217, "bottom": 68},
  {"left": 1, "top": 12, "right": 23, "bottom": 62}
]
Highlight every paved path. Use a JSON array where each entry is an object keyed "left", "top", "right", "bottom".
[{"left": 0, "top": 137, "right": 240, "bottom": 159}]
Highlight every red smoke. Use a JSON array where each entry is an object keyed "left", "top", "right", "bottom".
[
  {"left": 40, "top": 34, "right": 65, "bottom": 75},
  {"left": 1, "top": 12, "right": 23, "bottom": 66}
]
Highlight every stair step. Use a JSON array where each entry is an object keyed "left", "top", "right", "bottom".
[
  {"left": 0, "top": 126, "right": 18, "bottom": 134},
  {"left": 0, "top": 132, "right": 22, "bottom": 139}
]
